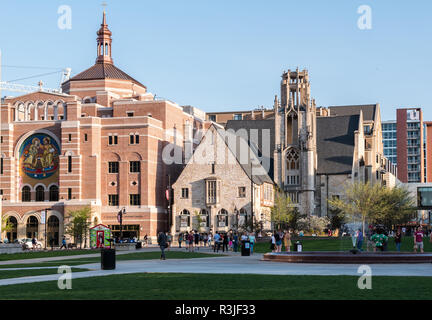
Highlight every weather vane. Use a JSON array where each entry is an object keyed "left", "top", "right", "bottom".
[{"left": 102, "top": 2, "right": 107, "bottom": 12}]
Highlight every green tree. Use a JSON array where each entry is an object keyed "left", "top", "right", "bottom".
[
  {"left": 1, "top": 216, "right": 14, "bottom": 240},
  {"left": 271, "top": 190, "right": 296, "bottom": 231},
  {"left": 329, "top": 182, "right": 416, "bottom": 234},
  {"left": 64, "top": 207, "right": 92, "bottom": 248}
]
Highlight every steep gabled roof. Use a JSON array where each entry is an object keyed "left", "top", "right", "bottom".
[{"left": 316, "top": 115, "right": 359, "bottom": 175}]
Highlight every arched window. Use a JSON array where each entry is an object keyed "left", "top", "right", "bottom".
[
  {"left": 47, "top": 216, "right": 60, "bottom": 246},
  {"left": 179, "top": 209, "right": 190, "bottom": 228},
  {"left": 22, "top": 186, "right": 31, "bottom": 202},
  {"left": 6, "top": 216, "right": 17, "bottom": 242},
  {"left": 36, "top": 186, "right": 45, "bottom": 202},
  {"left": 217, "top": 209, "right": 228, "bottom": 228},
  {"left": 286, "top": 148, "right": 299, "bottom": 170},
  {"left": 200, "top": 209, "right": 209, "bottom": 228},
  {"left": 49, "top": 185, "right": 59, "bottom": 202},
  {"left": 26, "top": 216, "right": 39, "bottom": 238}
]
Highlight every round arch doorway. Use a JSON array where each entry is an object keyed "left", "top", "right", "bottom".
[
  {"left": 47, "top": 216, "right": 60, "bottom": 247},
  {"left": 5, "top": 216, "right": 18, "bottom": 242},
  {"left": 26, "top": 216, "right": 39, "bottom": 239}
]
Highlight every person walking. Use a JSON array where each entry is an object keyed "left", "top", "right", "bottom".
[
  {"left": 31, "top": 237, "right": 37, "bottom": 250},
  {"left": 178, "top": 233, "right": 183, "bottom": 248},
  {"left": 414, "top": 226, "right": 424, "bottom": 253},
  {"left": 157, "top": 231, "right": 167, "bottom": 260},
  {"left": 395, "top": 229, "right": 402, "bottom": 252},
  {"left": 208, "top": 233, "right": 212, "bottom": 248},
  {"left": 167, "top": 232, "right": 172, "bottom": 251},
  {"left": 143, "top": 234, "right": 148, "bottom": 247},
  {"left": 188, "top": 232, "right": 194, "bottom": 252},
  {"left": 60, "top": 236, "right": 67, "bottom": 250},
  {"left": 222, "top": 233, "right": 229, "bottom": 252},
  {"left": 284, "top": 230, "right": 292, "bottom": 252},
  {"left": 270, "top": 232, "right": 276, "bottom": 252},
  {"left": 213, "top": 232, "right": 221, "bottom": 252},
  {"left": 229, "top": 234, "right": 233, "bottom": 251},
  {"left": 233, "top": 232, "right": 239, "bottom": 252},
  {"left": 203, "top": 233, "right": 208, "bottom": 247},
  {"left": 356, "top": 229, "right": 364, "bottom": 251},
  {"left": 194, "top": 231, "right": 200, "bottom": 251},
  {"left": 249, "top": 232, "right": 256, "bottom": 255}
]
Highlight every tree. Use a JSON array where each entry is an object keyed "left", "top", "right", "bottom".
[
  {"left": 64, "top": 207, "right": 92, "bottom": 248},
  {"left": 271, "top": 190, "right": 297, "bottom": 231},
  {"left": 329, "top": 182, "right": 416, "bottom": 234},
  {"left": 1, "top": 216, "right": 14, "bottom": 240},
  {"left": 191, "top": 210, "right": 206, "bottom": 232}
]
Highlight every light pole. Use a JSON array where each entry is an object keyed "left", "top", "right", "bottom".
[
  {"left": 43, "top": 208, "right": 52, "bottom": 250},
  {"left": 117, "top": 207, "right": 126, "bottom": 241}
]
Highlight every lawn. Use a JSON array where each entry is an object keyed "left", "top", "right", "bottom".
[
  {"left": 0, "top": 249, "right": 100, "bottom": 261},
  {"left": 252, "top": 236, "right": 432, "bottom": 253},
  {"left": 0, "top": 251, "right": 223, "bottom": 269},
  {"left": 0, "top": 273, "right": 431, "bottom": 300},
  {"left": 0, "top": 268, "right": 89, "bottom": 280}
]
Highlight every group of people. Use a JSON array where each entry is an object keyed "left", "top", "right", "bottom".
[
  {"left": 354, "top": 226, "right": 432, "bottom": 253},
  {"left": 270, "top": 230, "right": 293, "bottom": 252}
]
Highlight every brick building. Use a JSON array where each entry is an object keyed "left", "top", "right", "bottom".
[{"left": 0, "top": 12, "right": 206, "bottom": 244}]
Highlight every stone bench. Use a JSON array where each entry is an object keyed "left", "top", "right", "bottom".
[
  {"left": 114, "top": 243, "right": 136, "bottom": 251},
  {"left": 0, "top": 244, "right": 23, "bottom": 254}
]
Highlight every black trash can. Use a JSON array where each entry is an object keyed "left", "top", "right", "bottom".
[
  {"left": 136, "top": 241, "right": 142, "bottom": 249},
  {"left": 101, "top": 248, "right": 116, "bottom": 270},
  {"left": 241, "top": 240, "right": 251, "bottom": 256}
]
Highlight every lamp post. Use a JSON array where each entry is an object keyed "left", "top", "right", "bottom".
[
  {"left": 117, "top": 207, "right": 126, "bottom": 241},
  {"left": 43, "top": 208, "right": 52, "bottom": 250}
]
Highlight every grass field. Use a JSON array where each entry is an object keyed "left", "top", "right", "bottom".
[
  {"left": 0, "top": 268, "right": 89, "bottom": 280},
  {"left": 0, "top": 249, "right": 100, "bottom": 261},
  {"left": 252, "top": 236, "right": 432, "bottom": 253},
  {"left": 0, "top": 273, "right": 431, "bottom": 300},
  {"left": 0, "top": 251, "right": 223, "bottom": 269}
]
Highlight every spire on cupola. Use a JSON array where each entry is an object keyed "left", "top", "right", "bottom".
[{"left": 96, "top": 10, "right": 113, "bottom": 64}]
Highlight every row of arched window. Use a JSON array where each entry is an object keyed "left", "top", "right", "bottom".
[
  {"left": 21, "top": 185, "right": 59, "bottom": 202},
  {"left": 5, "top": 215, "right": 60, "bottom": 242}
]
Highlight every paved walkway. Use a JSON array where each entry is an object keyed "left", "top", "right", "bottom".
[{"left": 0, "top": 251, "right": 431, "bottom": 286}]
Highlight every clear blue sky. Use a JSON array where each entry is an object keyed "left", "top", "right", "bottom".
[{"left": 1, "top": 0, "right": 431, "bottom": 121}]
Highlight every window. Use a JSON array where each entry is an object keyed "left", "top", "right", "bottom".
[
  {"left": 114, "top": 135, "right": 118, "bottom": 144},
  {"left": 109, "top": 162, "right": 119, "bottom": 173},
  {"left": 129, "top": 194, "right": 141, "bottom": 206},
  {"left": 0, "top": 136, "right": 3, "bottom": 143},
  {"left": 238, "top": 187, "right": 246, "bottom": 198},
  {"left": 68, "top": 156, "right": 72, "bottom": 173},
  {"left": 68, "top": 188, "right": 72, "bottom": 200},
  {"left": 130, "top": 134, "right": 134, "bottom": 144},
  {"left": 181, "top": 188, "right": 189, "bottom": 199},
  {"left": 68, "top": 134, "right": 72, "bottom": 142},
  {"left": 127, "top": 112, "right": 134, "bottom": 117},
  {"left": 209, "top": 115, "right": 216, "bottom": 122},
  {"left": 135, "top": 134, "right": 139, "bottom": 144},
  {"left": 109, "top": 136, "right": 113, "bottom": 145},
  {"left": 179, "top": 209, "right": 190, "bottom": 228},
  {"left": 234, "top": 114, "right": 243, "bottom": 120},
  {"left": 129, "top": 161, "right": 140, "bottom": 173},
  {"left": 36, "top": 186, "right": 45, "bottom": 202},
  {"left": 0, "top": 158, "right": 3, "bottom": 175},
  {"left": 22, "top": 186, "right": 31, "bottom": 202},
  {"left": 211, "top": 163, "right": 215, "bottom": 174},
  {"left": 109, "top": 135, "right": 118, "bottom": 145},
  {"left": 49, "top": 185, "right": 59, "bottom": 202},
  {"left": 84, "top": 134, "right": 88, "bottom": 142},
  {"left": 217, "top": 209, "right": 228, "bottom": 227},
  {"left": 206, "top": 180, "right": 218, "bottom": 204},
  {"left": 108, "top": 194, "right": 119, "bottom": 206}
]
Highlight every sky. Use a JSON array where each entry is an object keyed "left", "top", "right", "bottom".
[{"left": 0, "top": 0, "right": 431, "bottom": 121}]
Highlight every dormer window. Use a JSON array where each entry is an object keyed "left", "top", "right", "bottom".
[{"left": 127, "top": 111, "right": 134, "bottom": 117}]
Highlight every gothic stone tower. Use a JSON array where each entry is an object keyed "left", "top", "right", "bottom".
[{"left": 273, "top": 69, "right": 317, "bottom": 215}]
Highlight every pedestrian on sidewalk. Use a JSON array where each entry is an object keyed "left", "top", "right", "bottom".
[
  {"left": 167, "top": 232, "right": 172, "bottom": 251},
  {"left": 233, "top": 232, "right": 239, "bottom": 252},
  {"left": 222, "top": 233, "right": 229, "bottom": 252},
  {"left": 270, "top": 232, "right": 276, "bottom": 252},
  {"left": 356, "top": 229, "right": 364, "bottom": 251},
  {"left": 157, "top": 231, "right": 167, "bottom": 260},
  {"left": 395, "top": 228, "right": 402, "bottom": 252},
  {"left": 275, "top": 230, "right": 282, "bottom": 253},
  {"left": 60, "top": 236, "right": 67, "bottom": 250},
  {"left": 178, "top": 233, "right": 183, "bottom": 248},
  {"left": 194, "top": 231, "right": 200, "bottom": 251},
  {"left": 414, "top": 226, "right": 424, "bottom": 253},
  {"left": 283, "top": 230, "right": 292, "bottom": 252},
  {"left": 188, "top": 232, "right": 194, "bottom": 252},
  {"left": 213, "top": 232, "right": 221, "bottom": 252},
  {"left": 208, "top": 233, "right": 212, "bottom": 248},
  {"left": 249, "top": 232, "right": 256, "bottom": 255}
]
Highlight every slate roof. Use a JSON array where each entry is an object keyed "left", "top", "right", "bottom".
[
  {"left": 67, "top": 62, "right": 146, "bottom": 88},
  {"left": 316, "top": 115, "right": 359, "bottom": 175},
  {"left": 214, "top": 125, "right": 274, "bottom": 185},
  {"left": 225, "top": 120, "right": 274, "bottom": 179},
  {"left": 328, "top": 104, "right": 376, "bottom": 121}
]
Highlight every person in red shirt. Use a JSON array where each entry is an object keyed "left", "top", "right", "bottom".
[{"left": 414, "top": 226, "right": 424, "bottom": 253}]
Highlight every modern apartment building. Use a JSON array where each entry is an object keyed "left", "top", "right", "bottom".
[{"left": 382, "top": 108, "right": 424, "bottom": 183}]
